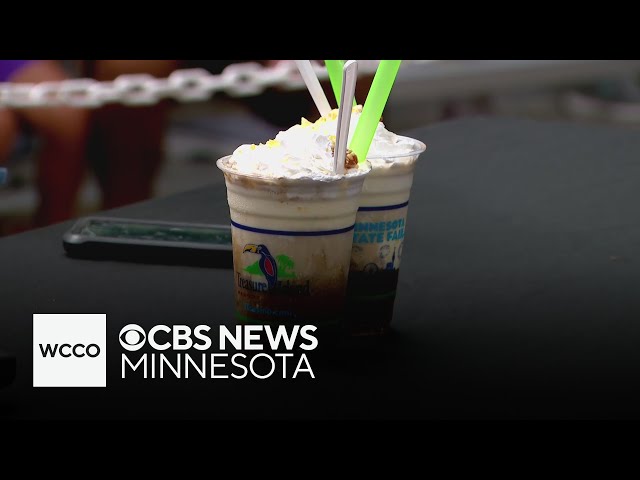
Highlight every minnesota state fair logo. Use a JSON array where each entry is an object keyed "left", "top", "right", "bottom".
[{"left": 237, "top": 243, "right": 309, "bottom": 295}]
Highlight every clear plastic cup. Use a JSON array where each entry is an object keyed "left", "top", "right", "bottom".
[
  {"left": 346, "top": 136, "right": 427, "bottom": 336},
  {"left": 217, "top": 156, "right": 370, "bottom": 333}
]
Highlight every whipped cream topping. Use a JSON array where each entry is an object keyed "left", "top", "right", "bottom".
[
  {"left": 225, "top": 126, "right": 357, "bottom": 181},
  {"left": 223, "top": 106, "right": 421, "bottom": 180}
]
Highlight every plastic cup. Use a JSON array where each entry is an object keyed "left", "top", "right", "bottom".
[
  {"left": 217, "top": 156, "right": 370, "bottom": 334},
  {"left": 346, "top": 136, "right": 426, "bottom": 336}
]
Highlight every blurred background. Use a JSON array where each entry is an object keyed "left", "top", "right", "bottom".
[{"left": 2, "top": 59, "right": 640, "bottom": 237}]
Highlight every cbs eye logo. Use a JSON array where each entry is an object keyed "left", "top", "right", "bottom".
[{"left": 119, "top": 324, "right": 146, "bottom": 351}]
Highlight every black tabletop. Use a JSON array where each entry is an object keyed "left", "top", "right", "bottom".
[{"left": 1, "top": 116, "right": 640, "bottom": 420}]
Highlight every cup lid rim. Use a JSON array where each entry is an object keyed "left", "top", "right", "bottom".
[
  {"left": 365, "top": 135, "right": 427, "bottom": 160},
  {"left": 216, "top": 156, "right": 372, "bottom": 184}
]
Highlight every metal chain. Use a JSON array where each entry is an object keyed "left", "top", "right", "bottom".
[{"left": 0, "top": 60, "right": 434, "bottom": 109}]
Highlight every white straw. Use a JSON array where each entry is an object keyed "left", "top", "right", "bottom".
[
  {"left": 334, "top": 60, "right": 358, "bottom": 174},
  {"left": 294, "top": 60, "right": 332, "bottom": 117}
]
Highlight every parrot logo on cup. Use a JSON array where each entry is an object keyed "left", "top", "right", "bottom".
[
  {"left": 241, "top": 244, "right": 303, "bottom": 295},
  {"left": 243, "top": 244, "right": 278, "bottom": 289}
]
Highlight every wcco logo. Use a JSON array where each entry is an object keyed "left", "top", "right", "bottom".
[
  {"left": 33, "top": 314, "right": 106, "bottom": 387},
  {"left": 39, "top": 343, "right": 101, "bottom": 358}
]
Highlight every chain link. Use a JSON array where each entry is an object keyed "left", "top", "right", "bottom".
[{"left": 0, "top": 60, "right": 433, "bottom": 108}]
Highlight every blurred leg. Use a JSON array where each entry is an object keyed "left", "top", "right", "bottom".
[
  {"left": 0, "top": 108, "right": 19, "bottom": 163},
  {"left": 92, "top": 60, "right": 178, "bottom": 209},
  {"left": 10, "top": 60, "right": 89, "bottom": 226}
]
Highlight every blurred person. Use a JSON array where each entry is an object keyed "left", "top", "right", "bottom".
[
  {"left": 85, "top": 60, "right": 179, "bottom": 210},
  {"left": 0, "top": 60, "right": 179, "bottom": 228},
  {"left": 0, "top": 60, "right": 89, "bottom": 226}
]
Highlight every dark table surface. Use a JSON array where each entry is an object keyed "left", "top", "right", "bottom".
[{"left": 1, "top": 116, "right": 640, "bottom": 420}]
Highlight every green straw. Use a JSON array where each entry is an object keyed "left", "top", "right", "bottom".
[
  {"left": 325, "top": 60, "right": 344, "bottom": 106},
  {"left": 349, "top": 60, "right": 402, "bottom": 163},
  {"left": 325, "top": 60, "right": 358, "bottom": 108}
]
